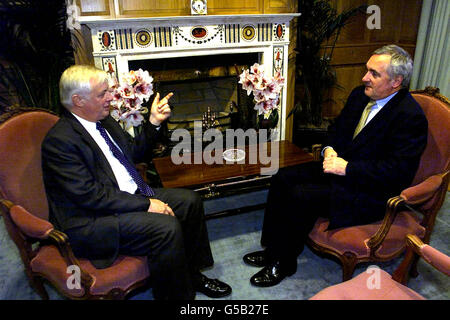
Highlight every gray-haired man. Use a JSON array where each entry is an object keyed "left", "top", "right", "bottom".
[{"left": 243, "top": 45, "right": 428, "bottom": 287}]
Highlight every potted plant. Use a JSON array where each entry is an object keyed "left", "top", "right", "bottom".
[
  {"left": 238, "top": 63, "right": 285, "bottom": 128},
  {"left": 0, "top": 0, "right": 80, "bottom": 115},
  {"left": 289, "top": 0, "right": 366, "bottom": 147}
]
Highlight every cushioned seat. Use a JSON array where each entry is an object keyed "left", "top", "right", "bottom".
[
  {"left": 309, "top": 212, "right": 425, "bottom": 258},
  {"left": 31, "top": 246, "right": 149, "bottom": 297},
  {"left": 310, "top": 268, "right": 426, "bottom": 300}
]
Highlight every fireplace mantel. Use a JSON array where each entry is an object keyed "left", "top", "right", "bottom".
[
  {"left": 83, "top": 13, "right": 301, "bottom": 140},
  {"left": 82, "top": 13, "right": 301, "bottom": 27}
]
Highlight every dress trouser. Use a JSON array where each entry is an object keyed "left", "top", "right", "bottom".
[
  {"left": 118, "top": 188, "right": 214, "bottom": 300},
  {"left": 260, "top": 161, "right": 331, "bottom": 271}
]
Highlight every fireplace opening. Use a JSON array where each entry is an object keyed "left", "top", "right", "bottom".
[
  {"left": 128, "top": 52, "right": 260, "bottom": 156},
  {"left": 158, "top": 76, "right": 239, "bottom": 131}
]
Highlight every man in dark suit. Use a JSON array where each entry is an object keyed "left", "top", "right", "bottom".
[
  {"left": 243, "top": 45, "right": 428, "bottom": 287},
  {"left": 41, "top": 65, "right": 232, "bottom": 299}
]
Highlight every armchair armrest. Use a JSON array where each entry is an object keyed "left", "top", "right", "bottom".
[
  {"left": 9, "top": 205, "right": 54, "bottom": 239},
  {"left": 400, "top": 173, "right": 445, "bottom": 205},
  {"left": 366, "top": 172, "right": 449, "bottom": 254},
  {"left": 46, "top": 229, "right": 94, "bottom": 289},
  {"left": 406, "top": 234, "right": 450, "bottom": 277},
  {"left": 366, "top": 196, "right": 404, "bottom": 252},
  {"left": 312, "top": 144, "right": 322, "bottom": 162},
  {"left": 1, "top": 200, "right": 94, "bottom": 290}
]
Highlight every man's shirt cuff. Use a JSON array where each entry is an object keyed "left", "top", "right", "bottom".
[{"left": 321, "top": 146, "right": 332, "bottom": 157}]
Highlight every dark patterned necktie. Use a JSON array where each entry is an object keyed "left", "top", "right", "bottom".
[{"left": 96, "top": 122, "right": 155, "bottom": 197}]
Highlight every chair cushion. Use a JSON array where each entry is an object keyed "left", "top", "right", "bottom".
[
  {"left": 309, "top": 268, "right": 426, "bottom": 300},
  {"left": 309, "top": 212, "right": 426, "bottom": 258},
  {"left": 79, "top": 255, "right": 149, "bottom": 296},
  {"left": 30, "top": 245, "right": 149, "bottom": 298}
]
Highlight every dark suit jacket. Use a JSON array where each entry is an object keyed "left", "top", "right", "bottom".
[
  {"left": 41, "top": 109, "right": 160, "bottom": 268},
  {"left": 325, "top": 86, "right": 428, "bottom": 229}
]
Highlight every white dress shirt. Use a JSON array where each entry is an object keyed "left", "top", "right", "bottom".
[
  {"left": 72, "top": 113, "right": 138, "bottom": 194},
  {"left": 364, "top": 91, "right": 398, "bottom": 125}
]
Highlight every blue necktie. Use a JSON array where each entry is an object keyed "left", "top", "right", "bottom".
[{"left": 96, "top": 122, "right": 155, "bottom": 197}]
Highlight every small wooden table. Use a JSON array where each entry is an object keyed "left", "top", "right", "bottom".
[{"left": 153, "top": 140, "right": 313, "bottom": 218}]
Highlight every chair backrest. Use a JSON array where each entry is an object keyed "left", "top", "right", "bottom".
[
  {"left": 411, "top": 88, "right": 450, "bottom": 185},
  {"left": 0, "top": 109, "right": 59, "bottom": 221}
]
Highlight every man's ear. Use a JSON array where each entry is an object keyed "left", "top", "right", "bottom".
[
  {"left": 71, "top": 94, "right": 84, "bottom": 108},
  {"left": 391, "top": 75, "right": 403, "bottom": 89}
]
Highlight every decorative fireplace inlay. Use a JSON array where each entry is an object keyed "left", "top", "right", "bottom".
[{"left": 82, "top": 13, "right": 300, "bottom": 140}]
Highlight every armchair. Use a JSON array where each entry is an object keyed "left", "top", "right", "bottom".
[
  {"left": 0, "top": 108, "right": 149, "bottom": 299},
  {"left": 307, "top": 87, "right": 450, "bottom": 282},
  {"left": 309, "top": 234, "right": 450, "bottom": 300}
]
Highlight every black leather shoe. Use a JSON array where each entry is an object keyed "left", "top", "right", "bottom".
[
  {"left": 243, "top": 250, "right": 267, "bottom": 267},
  {"left": 194, "top": 274, "right": 232, "bottom": 298},
  {"left": 250, "top": 261, "right": 295, "bottom": 287}
]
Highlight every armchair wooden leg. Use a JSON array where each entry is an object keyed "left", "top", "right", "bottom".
[
  {"left": 409, "top": 255, "right": 420, "bottom": 279},
  {"left": 28, "top": 274, "right": 49, "bottom": 300},
  {"left": 341, "top": 252, "right": 357, "bottom": 281},
  {"left": 392, "top": 248, "right": 416, "bottom": 285}
]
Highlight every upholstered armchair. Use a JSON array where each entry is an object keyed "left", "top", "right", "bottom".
[
  {"left": 309, "top": 234, "right": 450, "bottom": 300},
  {"left": 0, "top": 108, "right": 149, "bottom": 299},
  {"left": 307, "top": 87, "right": 450, "bottom": 282}
]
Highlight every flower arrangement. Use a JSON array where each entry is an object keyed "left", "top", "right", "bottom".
[
  {"left": 109, "top": 69, "right": 154, "bottom": 130},
  {"left": 238, "top": 63, "right": 285, "bottom": 128}
]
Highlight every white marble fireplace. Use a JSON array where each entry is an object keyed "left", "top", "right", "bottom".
[{"left": 82, "top": 13, "right": 300, "bottom": 140}]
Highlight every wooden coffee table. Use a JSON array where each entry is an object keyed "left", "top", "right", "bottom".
[{"left": 153, "top": 140, "right": 313, "bottom": 218}]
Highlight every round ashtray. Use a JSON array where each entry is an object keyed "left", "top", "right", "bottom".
[{"left": 223, "top": 148, "right": 246, "bottom": 162}]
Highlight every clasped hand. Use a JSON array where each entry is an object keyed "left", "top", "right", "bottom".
[
  {"left": 322, "top": 148, "right": 347, "bottom": 176},
  {"left": 148, "top": 199, "right": 174, "bottom": 216}
]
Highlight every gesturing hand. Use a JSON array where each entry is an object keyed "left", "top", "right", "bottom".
[
  {"left": 148, "top": 199, "right": 175, "bottom": 216},
  {"left": 149, "top": 92, "right": 173, "bottom": 126}
]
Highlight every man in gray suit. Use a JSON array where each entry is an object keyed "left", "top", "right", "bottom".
[
  {"left": 243, "top": 45, "right": 428, "bottom": 287},
  {"left": 42, "top": 65, "right": 231, "bottom": 299}
]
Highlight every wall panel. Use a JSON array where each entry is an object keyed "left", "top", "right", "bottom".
[
  {"left": 265, "top": 0, "right": 295, "bottom": 13},
  {"left": 76, "top": 0, "right": 113, "bottom": 16},
  {"left": 117, "top": 0, "right": 189, "bottom": 17}
]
